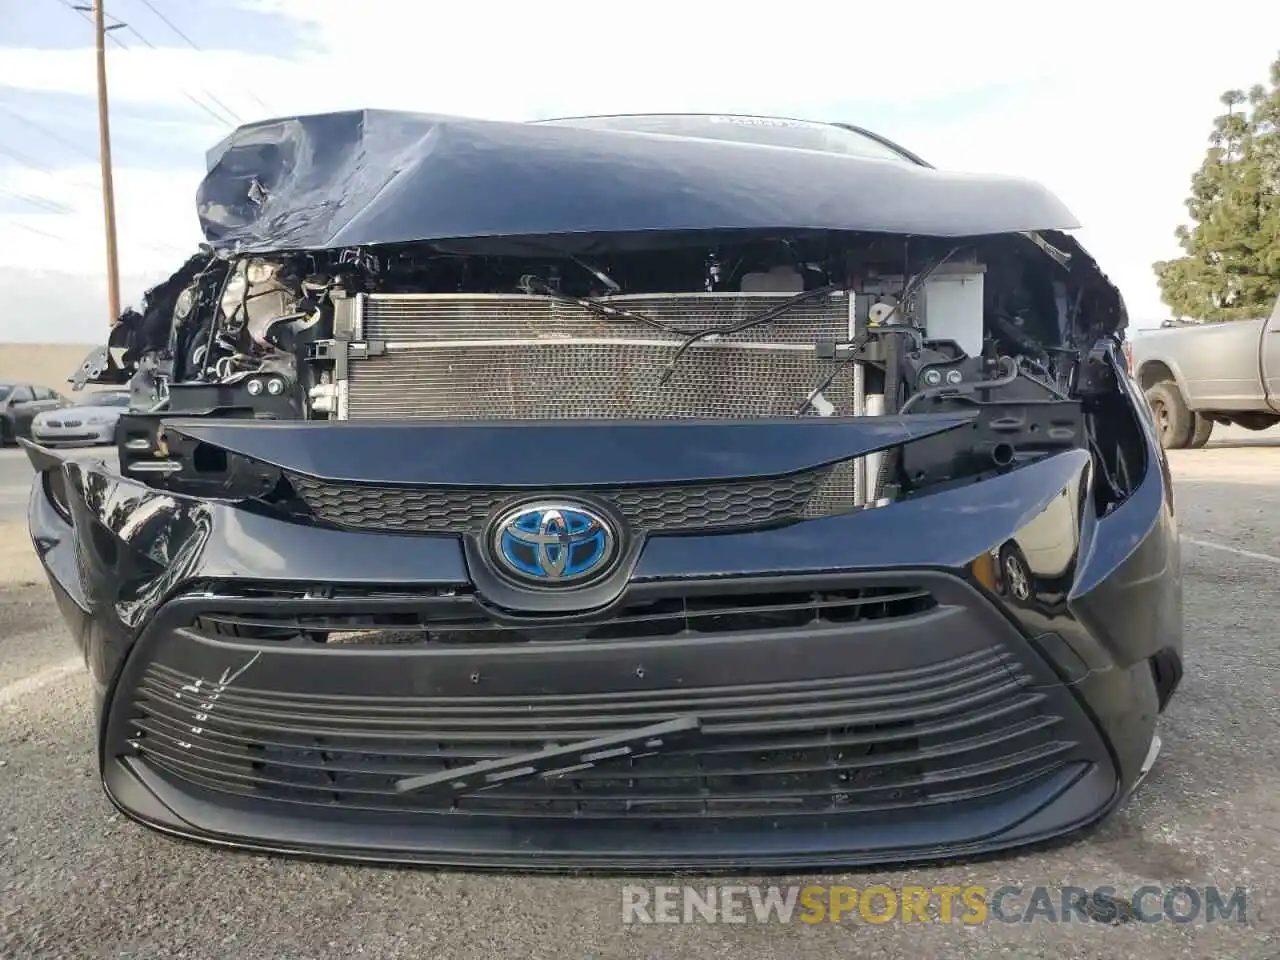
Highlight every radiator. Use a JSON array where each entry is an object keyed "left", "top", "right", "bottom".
[
  {"left": 341, "top": 291, "right": 856, "bottom": 420},
  {"left": 337, "top": 290, "right": 871, "bottom": 502}
]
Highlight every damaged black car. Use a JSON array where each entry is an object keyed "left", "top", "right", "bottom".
[{"left": 25, "top": 111, "right": 1182, "bottom": 870}]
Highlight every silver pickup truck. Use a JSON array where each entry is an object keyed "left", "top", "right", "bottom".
[{"left": 1127, "top": 295, "right": 1280, "bottom": 448}]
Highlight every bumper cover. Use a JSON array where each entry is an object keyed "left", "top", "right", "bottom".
[
  {"left": 32, "top": 423, "right": 114, "bottom": 446},
  {"left": 25, "top": 414, "right": 1182, "bottom": 871}
]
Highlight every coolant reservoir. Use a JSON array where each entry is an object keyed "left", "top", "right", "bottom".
[{"left": 921, "top": 264, "right": 986, "bottom": 356}]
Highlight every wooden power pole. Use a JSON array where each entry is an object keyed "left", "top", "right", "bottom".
[{"left": 90, "top": 0, "right": 122, "bottom": 325}]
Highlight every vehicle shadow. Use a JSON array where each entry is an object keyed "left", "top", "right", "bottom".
[{"left": 1205, "top": 437, "right": 1280, "bottom": 449}]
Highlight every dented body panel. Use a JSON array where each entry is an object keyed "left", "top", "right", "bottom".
[{"left": 198, "top": 110, "right": 1082, "bottom": 253}]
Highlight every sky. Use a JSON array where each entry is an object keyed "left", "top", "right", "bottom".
[{"left": 1, "top": 0, "right": 1279, "bottom": 343}]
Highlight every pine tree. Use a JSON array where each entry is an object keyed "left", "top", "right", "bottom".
[{"left": 1154, "top": 53, "right": 1280, "bottom": 322}]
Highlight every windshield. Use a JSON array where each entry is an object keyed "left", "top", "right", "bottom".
[
  {"left": 535, "top": 114, "right": 918, "bottom": 163},
  {"left": 0, "top": 385, "right": 10, "bottom": 401},
  {"left": 78, "top": 392, "right": 131, "bottom": 407}
]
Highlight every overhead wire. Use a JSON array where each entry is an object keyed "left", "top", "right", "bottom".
[
  {"left": 11, "top": 221, "right": 67, "bottom": 241},
  {"left": 0, "top": 186, "right": 74, "bottom": 214},
  {"left": 133, "top": 0, "right": 273, "bottom": 114},
  {"left": 0, "top": 103, "right": 101, "bottom": 163},
  {"left": 0, "top": 0, "right": 225, "bottom": 258},
  {"left": 48, "top": 0, "right": 240, "bottom": 128},
  {"left": 0, "top": 142, "right": 101, "bottom": 193},
  {"left": 112, "top": 18, "right": 244, "bottom": 124}
]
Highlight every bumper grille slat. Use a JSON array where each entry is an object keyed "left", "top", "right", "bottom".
[
  {"left": 104, "top": 570, "right": 1119, "bottom": 857},
  {"left": 125, "top": 637, "right": 1078, "bottom": 818},
  {"left": 110, "top": 573, "right": 1107, "bottom": 829},
  {"left": 130, "top": 713, "right": 1064, "bottom": 785},
  {"left": 188, "top": 583, "right": 938, "bottom": 647},
  {"left": 136, "top": 672, "right": 1026, "bottom": 740},
  {"left": 144, "top": 643, "right": 1003, "bottom": 716},
  {"left": 131, "top": 690, "right": 1052, "bottom": 765},
  {"left": 137, "top": 753, "right": 1065, "bottom": 820},
  {"left": 199, "top": 586, "right": 933, "bottom": 635}
]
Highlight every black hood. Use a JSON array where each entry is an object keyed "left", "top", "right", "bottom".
[{"left": 197, "top": 109, "right": 1084, "bottom": 253}]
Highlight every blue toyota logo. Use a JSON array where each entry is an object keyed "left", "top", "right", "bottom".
[{"left": 490, "top": 502, "right": 617, "bottom": 586}]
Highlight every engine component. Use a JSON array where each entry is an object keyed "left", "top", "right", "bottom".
[
  {"left": 920, "top": 264, "right": 986, "bottom": 356},
  {"left": 86, "top": 228, "right": 1120, "bottom": 510}
]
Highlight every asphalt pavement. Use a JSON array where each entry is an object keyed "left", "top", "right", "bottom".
[{"left": 2, "top": 428, "right": 1280, "bottom": 959}]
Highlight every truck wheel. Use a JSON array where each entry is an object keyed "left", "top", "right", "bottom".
[
  {"left": 1145, "top": 381, "right": 1194, "bottom": 449},
  {"left": 1188, "top": 413, "right": 1214, "bottom": 449}
]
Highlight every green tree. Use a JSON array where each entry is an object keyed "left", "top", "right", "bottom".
[{"left": 1154, "top": 53, "right": 1280, "bottom": 322}]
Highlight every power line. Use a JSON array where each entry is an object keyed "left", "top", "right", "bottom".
[
  {"left": 50, "top": 0, "right": 240, "bottom": 128},
  {"left": 98, "top": 17, "right": 240, "bottom": 127},
  {"left": 0, "top": 103, "right": 100, "bottom": 163},
  {"left": 0, "top": 141, "right": 105, "bottom": 194},
  {"left": 133, "top": 0, "right": 198, "bottom": 48},
  {"left": 0, "top": 186, "right": 74, "bottom": 215},
  {"left": 11, "top": 221, "right": 66, "bottom": 241},
  {"left": 110, "top": 15, "right": 244, "bottom": 124},
  {"left": 132, "top": 0, "right": 273, "bottom": 114}
]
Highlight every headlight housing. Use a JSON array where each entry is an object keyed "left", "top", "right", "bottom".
[{"left": 85, "top": 414, "right": 112, "bottom": 425}]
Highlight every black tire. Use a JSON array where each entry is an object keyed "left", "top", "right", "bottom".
[
  {"left": 0, "top": 417, "right": 13, "bottom": 447},
  {"left": 1145, "top": 381, "right": 1194, "bottom": 450},
  {"left": 1188, "top": 413, "right": 1214, "bottom": 449},
  {"left": 998, "top": 542, "right": 1032, "bottom": 603}
]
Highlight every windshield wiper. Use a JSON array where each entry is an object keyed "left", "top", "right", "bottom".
[{"left": 393, "top": 715, "right": 702, "bottom": 797}]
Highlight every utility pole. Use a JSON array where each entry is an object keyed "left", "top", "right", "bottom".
[{"left": 89, "top": 0, "right": 122, "bottom": 325}]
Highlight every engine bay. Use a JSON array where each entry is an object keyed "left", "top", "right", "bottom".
[{"left": 84, "top": 229, "right": 1143, "bottom": 515}]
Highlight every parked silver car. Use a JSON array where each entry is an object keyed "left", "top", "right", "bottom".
[{"left": 31, "top": 390, "right": 132, "bottom": 447}]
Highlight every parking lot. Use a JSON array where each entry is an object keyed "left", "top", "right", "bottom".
[{"left": 2, "top": 429, "right": 1279, "bottom": 960}]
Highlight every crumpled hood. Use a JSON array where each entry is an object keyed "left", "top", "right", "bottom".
[{"left": 197, "top": 109, "right": 1084, "bottom": 253}]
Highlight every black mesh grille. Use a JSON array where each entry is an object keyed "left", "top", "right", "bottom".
[{"left": 287, "top": 467, "right": 855, "bottom": 536}]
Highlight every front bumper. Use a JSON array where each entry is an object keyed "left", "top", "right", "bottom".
[
  {"left": 25, "top": 414, "right": 1182, "bottom": 871},
  {"left": 32, "top": 421, "right": 115, "bottom": 446}
]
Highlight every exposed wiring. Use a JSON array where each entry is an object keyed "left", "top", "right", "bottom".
[
  {"left": 793, "top": 246, "right": 960, "bottom": 416},
  {"left": 658, "top": 284, "right": 842, "bottom": 384},
  {"left": 517, "top": 274, "right": 724, "bottom": 337},
  {"left": 793, "top": 332, "right": 871, "bottom": 415}
]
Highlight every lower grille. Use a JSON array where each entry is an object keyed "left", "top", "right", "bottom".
[
  {"left": 124, "top": 646, "right": 1075, "bottom": 819},
  {"left": 190, "top": 582, "right": 939, "bottom": 646}
]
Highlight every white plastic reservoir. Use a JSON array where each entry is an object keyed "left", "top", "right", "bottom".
[{"left": 922, "top": 265, "right": 987, "bottom": 357}]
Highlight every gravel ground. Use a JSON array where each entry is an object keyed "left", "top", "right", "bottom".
[{"left": 2, "top": 428, "right": 1279, "bottom": 959}]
